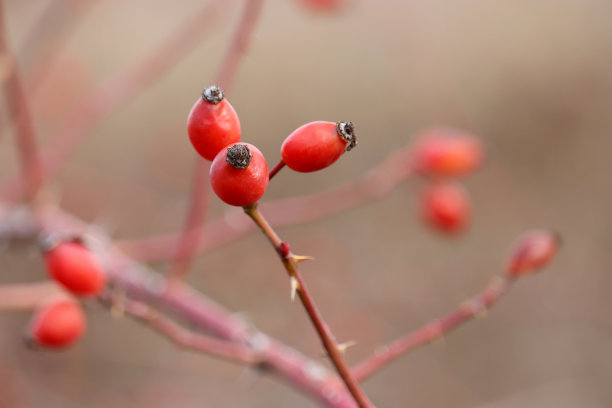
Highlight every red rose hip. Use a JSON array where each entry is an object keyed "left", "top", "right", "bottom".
[
  {"left": 43, "top": 239, "right": 106, "bottom": 296},
  {"left": 506, "top": 230, "right": 559, "bottom": 277},
  {"left": 412, "top": 127, "right": 483, "bottom": 176},
  {"left": 187, "top": 85, "right": 241, "bottom": 161},
  {"left": 27, "top": 299, "right": 86, "bottom": 349},
  {"left": 281, "top": 121, "right": 357, "bottom": 172},
  {"left": 421, "top": 182, "right": 470, "bottom": 233},
  {"left": 210, "top": 143, "right": 269, "bottom": 206}
]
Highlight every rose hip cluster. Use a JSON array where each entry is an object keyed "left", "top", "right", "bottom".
[
  {"left": 26, "top": 237, "right": 106, "bottom": 349},
  {"left": 187, "top": 85, "right": 357, "bottom": 206},
  {"left": 411, "top": 127, "right": 484, "bottom": 234}
]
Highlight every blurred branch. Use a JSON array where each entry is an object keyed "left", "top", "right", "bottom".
[
  {"left": 351, "top": 275, "right": 513, "bottom": 382},
  {"left": 107, "top": 296, "right": 263, "bottom": 365},
  {"left": 19, "top": 0, "right": 97, "bottom": 74},
  {"left": 0, "top": 0, "right": 42, "bottom": 201},
  {"left": 0, "top": 202, "right": 357, "bottom": 408},
  {"left": 118, "top": 146, "right": 416, "bottom": 262},
  {"left": 0, "top": 281, "right": 66, "bottom": 311},
  {"left": 170, "top": 0, "right": 264, "bottom": 281},
  {"left": 0, "top": 0, "right": 230, "bottom": 201}
]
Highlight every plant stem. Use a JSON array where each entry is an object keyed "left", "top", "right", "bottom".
[
  {"left": 351, "top": 275, "right": 513, "bottom": 382},
  {"left": 243, "top": 203, "right": 375, "bottom": 408},
  {"left": 0, "top": 0, "right": 42, "bottom": 201},
  {"left": 268, "top": 159, "right": 286, "bottom": 180}
]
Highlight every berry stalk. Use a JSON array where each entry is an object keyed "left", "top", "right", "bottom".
[{"left": 268, "top": 159, "right": 286, "bottom": 180}]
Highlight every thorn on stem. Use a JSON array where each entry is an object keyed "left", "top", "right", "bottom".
[
  {"left": 291, "top": 254, "right": 314, "bottom": 264},
  {"left": 290, "top": 276, "right": 300, "bottom": 302},
  {"left": 337, "top": 340, "right": 357, "bottom": 354}
]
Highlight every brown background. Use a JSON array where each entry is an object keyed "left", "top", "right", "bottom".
[{"left": 1, "top": 0, "right": 611, "bottom": 407}]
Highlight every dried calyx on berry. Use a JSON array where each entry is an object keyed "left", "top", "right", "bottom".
[
  {"left": 337, "top": 121, "right": 357, "bottom": 151},
  {"left": 187, "top": 85, "right": 241, "bottom": 161},
  {"left": 226, "top": 144, "right": 252, "bottom": 169},
  {"left": 202, "top": 85, "right": 224, "bottom": 104}
]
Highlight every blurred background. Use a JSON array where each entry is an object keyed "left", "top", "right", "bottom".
[{"left": 1, "top": 0, "right": 612, "bottom": 406}]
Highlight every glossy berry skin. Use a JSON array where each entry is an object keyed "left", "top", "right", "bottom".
[
  {"left": 413, "top": 127, "right": 483, "bottom": 176},
  {"left": 44, "top": 241, "right": 106, "bottom": 296},
  {"left": 506, "top": 230, "right": 559, "bottom": 277},
  {"left": 421, "top": 182, "right": 470, "bottom": 233},
  {"left": 210, "top": 143, "right": 269, "bottom": 207},
  {"left": 28, "top": 299, "right": 86, "bottom": 349},
  {"left": 281, "top": 121, "right": 356, "bottom": 172},
  {"left": 187, "top": 86, "right": 241, "bottom": 161}
]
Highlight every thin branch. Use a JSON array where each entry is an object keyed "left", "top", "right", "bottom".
[
  {"left": 0, "top": 0, "right": 230, "bottom": 202},
  {"left": 0, "top": 202, "right": 357, "bottom": 408},
  {"left": 214, "top": 0, "right": 264, "bottom": 94},
  {"left": 268, "top": 160, "right": 286, "bottom": 180},
  {"left": 110, "top": 296, "right": 263, "bottom": 365},
  {"left": 169, "top": 0, "right": 264, "bottom": 281},
  {"left": 0, "top": 281, "right": 66, "bottom": 311},
  {"left": 244, "top": 203, "right": 375, "bottom": 408},
  {"left": 117, "top": 146, "right": 415, "bottom": 263},
  {"left": 0, "top": 0, "right": 42, "bottom": 201},
  {"left": 168, "top": 160, "right": 210, "bottom": 280},
  {"left": 351, "top": 275, "right": 513, "bottom": 382},
  {"left": 18, "top": 0, "right": 97, "bottom": 72}
]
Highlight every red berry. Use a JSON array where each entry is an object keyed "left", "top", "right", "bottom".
[
  {"left": 412, "top": 127, "right": 483, "bottom": 176},
  {"left": 421, "top": 182, "right": 470, "bottom": 233},
  {"left": 281, "top": 121, "right": 357, "bottom": 172},
  {"left": 506, "top": 230, "right": 559, "bottom": 277},
  {"left": 43, "top": 240, "right": 106, "bottom": 296},
  {"left": 297, "top": 0, "right": 349, "bottom": 12},
  {"left": 187, "top": 85, "right": 241, "bottom": 161},
  {"left": 28, "top": 299, "right": 86, "bottom": 349},
  {"left": 210, "top": 143, "right": 269, "bottom": 206}
]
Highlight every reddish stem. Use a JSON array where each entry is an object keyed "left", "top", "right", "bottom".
[
  {"left": 170, "top": 0, "right": 264, "bottom": 281},
  {"left": 113, "top": 296, "right": 262, "bottom": 365},
  {"left": 0, "top": 0, "right": 42, "bottom": 201},
  {"left": 243, "top": 203, "right": 375, "bottom": 408},
  {"left": 351, "top": 275, "right": 513, "bottom": 382},
  {"left": 214, "top": 0, "right": 265, "bottom": 93},
  {"left": 168, "top": 159, "right": 210, "bottom": 280},
  {"left": 268, "top": 159, "right": 286, "bottom": 180}
]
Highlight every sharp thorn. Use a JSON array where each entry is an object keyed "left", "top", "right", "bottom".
[
  {"left": 337, "top": 340, "right": 357, "bottom": 354},
  {"left": 292, "top": 254, "right": 314, "bottom": 264},
  {"left": 290, "top": 276, "right": 300, "bottom": 302}
]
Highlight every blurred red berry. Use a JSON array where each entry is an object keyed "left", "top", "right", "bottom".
[
  {"left": 210, "top": 143, "right": 269, "bottom": 206},
  {"left": 506, "top": 230, "right": 559, "bottom": 277},
  {"left": 412, "top": 127, "right": 483, "bottom": 176},
  {"left": 43, "top": 240, "right": 106, "bottom": 296},
  {"left": 187, "top": 85, "right": 241, "bottom": 161},
  {"left": 28, "top": 299, "right": 86, "bottom": 349},
  {"left": 421, "top": 182, "right": 470, "bottom": 233},
  {"left": 297, "top": 0, "right": 349, "bottom": 12},
  {"left": 281, "top": 121, "right": 356, "bottom": 172}
]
